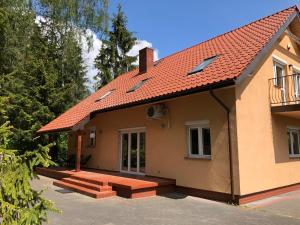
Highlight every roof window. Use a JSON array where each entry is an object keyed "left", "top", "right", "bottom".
[
  {"left": 188, "top": 55, "right": 218, "bottom": 75},
  {"left": 95, "top": 89, "right": 115, "bottom": 102},
  {"left": 127, "top": 78, "right": 150, "bottom": 93}
]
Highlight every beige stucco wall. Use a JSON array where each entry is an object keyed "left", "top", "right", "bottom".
[
  {"left": 69, "top": 88, "right": 239, "bottom": 194},
  {"left": 67, "top": 30, "right": 300, "bottom": 196},
  {"left": 68, "top": 30, "right": 300, "bottom": 197},
  {"left": 236, "top": 30, "right": 300, "bottom": 195}
]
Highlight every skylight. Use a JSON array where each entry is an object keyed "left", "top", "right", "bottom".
[
  {"left": 95, "top": 89, "right": 115, "bottom": 102},
  {"left": 188, "top": 55, "right": 218, "bottom": 75},
  {"left": 127, "top": 78, "right": 150, "bottom": 93}
]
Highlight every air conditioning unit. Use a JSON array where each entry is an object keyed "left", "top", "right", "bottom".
[{"left": 147, "top": 104, "right": 166, "bottom": 119}]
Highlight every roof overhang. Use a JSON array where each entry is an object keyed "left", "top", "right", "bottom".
[
  {"left": 37, "top": 79, "right": 235, "bottom": 134},
  {"left": 235, "top": 10, "right": 300, "bottom": 85},
  {"left": 37, "top": 127, "right": 73, "bottom": 134},
  {"left": 90, "top": 79, "right": 236, "bottom": 119},
  {"left": 286, "top": 29, "right": 300, "bottom": 46},
  {"left": 37, "top": 115, "right": 90, "bottom": 134}
]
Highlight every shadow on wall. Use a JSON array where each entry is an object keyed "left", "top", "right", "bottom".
[
  {"left": 272, "top": 114, "right": 300, "bottom": 164},
  {"left": 210, "top": 115, "right": 232, "bottom": 194}
]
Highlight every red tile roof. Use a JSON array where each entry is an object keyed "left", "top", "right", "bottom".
[{"left": 38, "top": 6, "right": 299, "bottom": 133}]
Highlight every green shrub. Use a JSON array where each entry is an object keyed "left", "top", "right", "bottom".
[{"left": 0, "top": 122, "right": 59, "bottom": 225}]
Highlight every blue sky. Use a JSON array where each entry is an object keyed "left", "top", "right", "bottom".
[
  {"left": 109, "top": 0, "right": 300, "bottom": 58},
  {"left": 84, "top": 0, "right": 300, "bottom": 87}
]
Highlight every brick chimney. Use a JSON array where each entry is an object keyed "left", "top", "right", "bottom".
[{"left": 139, "top": 47, "right": 154, "bottom": 74}]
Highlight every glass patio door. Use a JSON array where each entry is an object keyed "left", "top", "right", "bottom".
[{"left": 121, "top": 129, "right": 146, "bottom": 174}]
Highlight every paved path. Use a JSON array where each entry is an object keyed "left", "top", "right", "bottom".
[{"left": 32, "top": 176, "right": 300, "bottom": 225}]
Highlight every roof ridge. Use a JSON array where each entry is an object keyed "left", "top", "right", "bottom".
[{"left": 155, "top": 5, "right": 298, "bottom": 62}]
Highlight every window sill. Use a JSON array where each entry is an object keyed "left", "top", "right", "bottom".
[
  {"left": 184, "top": 155, "right": 211, "bottom": 160},
  {"left": 289, "top": 155, "right": 300, "bottom": 159}
]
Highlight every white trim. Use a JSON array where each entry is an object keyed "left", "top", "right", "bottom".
[
  {"left": 291, "top": 67, "right": 300, "bottom": 100},
  {"left": 118, "top": 127, "right": 146, "bottom": 133},
  {"left": 137, "top": 132, "right": 140, "bottom": 173},
  {"left": 186, "top": 155, "right": 211, "bottom": 160},
  {"left": 287, "top": 127, "right": 300, "bottom": 158},
  {"left": 292, "top": 65, "right": 300, "bottom": 73},
  {"left": 186, "top": 120, "right": 211, "bottom": 158},
  {"left": 185, "top": 120, "right": 209, "bottom": 126},
  {"left": 88, "top": 129, "right": 96, "bottom": 148},
  {"left": 118, "top": 132, "right": 122, "bottom": 171},
  {"left": 272, "top": 55, "right": 288, "bottom": 65},
  {"left": 273, "top": 60, "right": 287, "bottom": 104},
  {"left": 287, "top": 125, "right": 300, "bottom": 130},
  {"left": 293, "top": 73, "right": 300, "bottom": 100},
  {"left": 273, "top": 61, "right": 285, "bottom": 83},
  {"left": 119, "top": 128, "right": 146, "bottom": 175},
  {"left": 101, "top": 90, "right": 112, "bottom": 99}
]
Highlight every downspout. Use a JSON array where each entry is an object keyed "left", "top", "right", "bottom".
[{"left": 209, "top": 89, "right": 235, "bottom": 203}]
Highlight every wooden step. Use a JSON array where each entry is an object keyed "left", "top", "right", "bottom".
[
  {"left": 36, "top": 167, "right": 71, "bottom": 180},
  {"left": 70, "top": 175, "right": 108, "bottom": 186},
  {"left": 61, "top": 177, "right": 112, "bottom": 192},
  {"left": 114, "top": 184, "right": 175, "bottom": 199},
  {"left": 53, "top": 180, "right": 116, "bottom": 199}
]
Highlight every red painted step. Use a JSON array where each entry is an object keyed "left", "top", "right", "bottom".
[
  {"left": 61, "top": 177, "right": 112, "bottom": 192},
  {"left": 53, "top": 180, "right": 116, "bottom": 199},
  {"left": 71, "top": 175, "right": 108, "bottom": 186}
]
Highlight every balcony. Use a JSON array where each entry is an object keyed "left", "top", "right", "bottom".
[{"left": 269, "top": 74, "right": 300, "bottom": 117}]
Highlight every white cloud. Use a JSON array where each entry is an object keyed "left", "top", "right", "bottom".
[
  {"left": 35, "top": 16, "right": 159, "bottom": 89},
  {"left": 128, "top": 40, "right": 159, "bottom": 65},
  {"left": 81, "top": 30, "right": 103, "bottom": 88},
  {"left": 35, "top": 15, "right": 46, "bottom": 24},
  {"left": 82, "top": 33, "right": 159, "bottom": 89}
]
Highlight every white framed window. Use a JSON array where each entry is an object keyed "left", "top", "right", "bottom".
[
  {"left": 287, "top": 127, "right": 300, "bottom": 158},
  {"left": 273, "top": 61, "right": 285, "bottom": 87},
  {"left": 293, "top": 67, "right": 300, "bottom": 99},
  {"left": 186, "top": 120, "right": 211, "bottom": 158},
  {"left": 88, "top": 129, "right": 96, "bottom": 148}
]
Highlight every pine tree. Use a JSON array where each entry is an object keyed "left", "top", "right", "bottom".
[
  {"left": 0, "top": 0, "right": 108, "bottom": 152},
  {"left": 0, "top": 121, "right": 58, "bottom": 225},
  {"left": 0, "top": 1, "right": 110, "bottom": 223},
  {"left": 94, "top": 4, "right": 137, "bottom": 89}
]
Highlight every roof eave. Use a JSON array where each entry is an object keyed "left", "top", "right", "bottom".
[
  {"left": 235, "top": 10, "right": 299, "bottom": 85},
  {"left": 36, "top": 126, "right": 72, "bottom": 134},
  {"left": 90, "top": 79, "right": 236, "bottom": 119},
  {"left": 37, "top": 115, "right": 91, "bottom": 134}
]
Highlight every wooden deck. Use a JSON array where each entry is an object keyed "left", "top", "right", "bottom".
[{"left": 36, "top": 167, "right": 176, "bottom": 199}]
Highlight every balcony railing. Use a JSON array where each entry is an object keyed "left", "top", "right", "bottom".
[{"left": 269, "top": 74, "right": 300, "bottom": 106}]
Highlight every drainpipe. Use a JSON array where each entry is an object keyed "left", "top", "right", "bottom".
[{"left": 209, "top": 89, "right": 235, "bottom": 203}]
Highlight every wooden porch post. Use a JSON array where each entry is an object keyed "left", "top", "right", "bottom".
[{"left": 76, "top": 131, "right": 83, "bottom": 172}]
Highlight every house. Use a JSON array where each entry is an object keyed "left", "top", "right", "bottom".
[{"left": 38, "top": 6, "right": 300, "bottom": 204}]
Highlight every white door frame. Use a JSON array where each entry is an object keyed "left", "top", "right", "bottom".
[
  {"left": 119, "top": 127, "right": 146, "bottom": 175},
  {"left": 273, "top": 58, "right": 287, "bottom": 105},
  {"left": 293, "top": 68, "right": 300, "bottom": 103}
]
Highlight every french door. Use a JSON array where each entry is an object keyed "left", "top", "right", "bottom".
[
  {"left": 120, "top": 129, "right": 146, "bottom": 174},
  {"left": 274, "top": 62, "right": 287, "bottom": 105}
]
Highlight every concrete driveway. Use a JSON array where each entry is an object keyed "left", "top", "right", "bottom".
[
  {"left": 244, "top": 189, "right": 300, "bottom": 220},
  {"left": 32, "top": 176, "right": 300, "bottom": 225}
]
